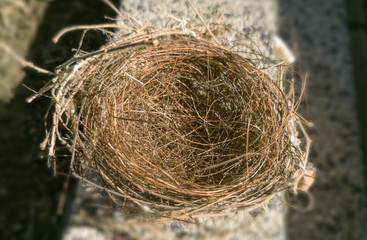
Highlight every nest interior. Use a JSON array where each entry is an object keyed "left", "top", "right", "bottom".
[{"left": 44, "top": 32, "right": 306, "bottom": 218}]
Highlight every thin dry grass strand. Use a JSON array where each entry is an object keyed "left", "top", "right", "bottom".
[
  {"left": 186, "top": 0, "right": 220, "bottom": 46},
  {"left": 101, "top": 0, "right": 125, "bottom": 21},
  {"left": 0, "top": 40, "right": 54, "bottom": 75},
  {"left": 52, "top": 24, "right": 134, "bottom": 43}
]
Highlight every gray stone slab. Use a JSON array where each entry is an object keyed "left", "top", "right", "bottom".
[
  {"left": 278, "top": 0, "right": 367, "bottom": 239},
  {"left": 62, "top": 0, "right": 367, "bottom": 239}
]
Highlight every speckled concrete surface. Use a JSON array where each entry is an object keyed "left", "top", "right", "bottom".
[
  {"left": 277, "top": 0, "right": 367, "bottom": 239},
  {"left": 63, "top": 181, "right": 288, "bottom": 240},
  {"left": 62, "top": 0, "right": 367, "bottom": 239}
]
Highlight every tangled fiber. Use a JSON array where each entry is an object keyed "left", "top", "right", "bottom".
[{"left": 34, "top": 29, "right": 310, "bottom": 219}]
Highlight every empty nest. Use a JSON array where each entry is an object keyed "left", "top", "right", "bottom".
[{"left": 34, "top": 29, "right": 310, "bottom": 219}]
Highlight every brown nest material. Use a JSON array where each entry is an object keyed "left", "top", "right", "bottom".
[{"left": 33, "top": 29, "right": 312, "bottom": 219}]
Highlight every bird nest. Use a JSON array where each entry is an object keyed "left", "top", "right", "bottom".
[{"left": 31, "top": 28, "right": 312, "bottom": 220}]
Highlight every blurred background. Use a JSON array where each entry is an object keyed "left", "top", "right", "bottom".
[{"left": 0, "top": 0, "right": 366, "bottom": 239}]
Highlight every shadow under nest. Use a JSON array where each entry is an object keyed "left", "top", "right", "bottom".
[{"left": 35, "top": 30, "right": 307, "bottom": 220}]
